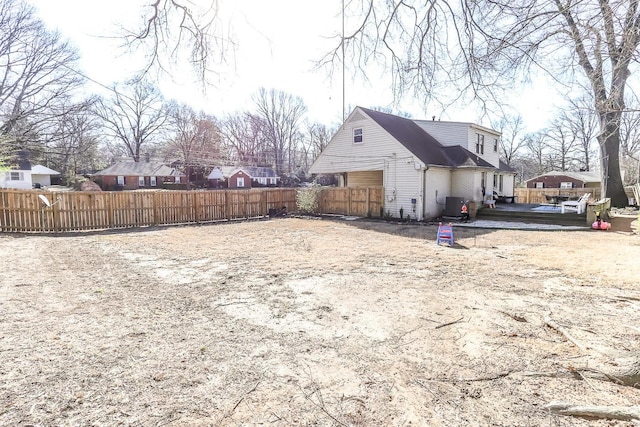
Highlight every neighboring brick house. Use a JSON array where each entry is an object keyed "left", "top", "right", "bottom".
[
  {"left": 92, "top": 159, "right": 184, "bottom": 190},
  {"left": 525, "top": 171, "right": 601, "bottom": 189},
  {"left": 226, "top": 166, "right": 280, "bottom": 189}
]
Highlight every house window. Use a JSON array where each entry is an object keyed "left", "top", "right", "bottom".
[
  {"left": 560, "top": 181, "right": 573, "bottom": 189},
  {"left": 175, "top": 176, "right": 181, "bottom": 183},
  {"left": 535, "top": 182, "right": 544, "bottom": 189},
  {"left": 499, "top": 175, "right": 504, "bottom": 192},
  {"left": 493, "top": 174, "right": 497, "bottom": 187},
  {"left": 353, "top": 128, "right": 363, "bottom": 144},
  {"left": 117, "top": 176, "right": 125, "bottom": 186},
  {"left": 237, "top": 177, "right": 245, "bottom": 187},
  {"left": 138, "top": 176, "right": 145, "bottom": 187},
  {"left": 270, "top": 178, "right": 276, "bottom": 185},
  {"left": 150, "top": 176, "right": 157, "bottom": 186},
  {"left": 476, "top": 134, "right": 484, "bottom": 154},
  {"left": 493, "top": 138, "right": 498, "bottom": 152},
  {"left": 9, "top": 171, "right": 24, "bottom": 181}
]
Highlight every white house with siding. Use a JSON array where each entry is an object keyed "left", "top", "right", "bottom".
[
  {"left": 0, "top": 151, "right": 33, "bottom": 190},
  {"left": 309, "top": 107, "right": 517, "bottom": 220}
]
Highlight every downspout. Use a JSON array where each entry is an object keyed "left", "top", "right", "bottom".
[{"left": 422, "top": 166, "right": 430, "bottom": 221}]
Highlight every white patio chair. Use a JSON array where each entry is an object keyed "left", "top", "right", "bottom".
[{"left": 561, "top": 193, "right": 591, "bottom": 214}]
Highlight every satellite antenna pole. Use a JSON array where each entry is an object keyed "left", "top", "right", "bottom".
[{"left": 342, "top": 0, "right": 345, "bottom": 124}]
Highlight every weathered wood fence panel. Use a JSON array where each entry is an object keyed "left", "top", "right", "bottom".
[
  {"left": 0, "top": 188, "right": 298, "bottom": 233},
  {"left": 318, "top": 187, "right": 384, "bottom": 217}
]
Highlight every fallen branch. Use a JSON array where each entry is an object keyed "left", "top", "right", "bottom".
[
  {"left": 543, "top": 401, "right": 640, "bottom": 421},
  {"left": 435, "top": 316, "right": 464, "bottom": 329},
  {"left": 544, "top": 314, "right": 588, "bottom": 352}
]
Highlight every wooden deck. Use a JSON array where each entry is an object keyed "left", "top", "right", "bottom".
[{"left": 475, "top": 203, "right": 588, "bottom": 226}]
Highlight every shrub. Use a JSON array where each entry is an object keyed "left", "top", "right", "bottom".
[{"left": 296, "top": 186, "right": 321, "bottom": 214}]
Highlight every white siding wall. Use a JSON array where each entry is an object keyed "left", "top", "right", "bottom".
[
  {"left": 423, "top": 167, "right": 451, "bottom": 219},
  {"left": 451, "top": 169, "right": 485, "bottom": 202},
  {"left": 310, "top": 108, "right": 420, "bottom": 219},
  {"left": 310, "top": 109, "right": 410, "bottom": 174},
  {"left": 468, "top": 126, "right": 501, "bottom": 167},
  {"left": 31, "top": 174, "right": 51, "bottom": 187},
  {"left": 379, "top": 158, "right": 423, "bottom": 219},
  {"left": 0, "top": 170, "right": 33, "bottom": 189},
  {"left": 414, "top": 121, "right": 469, "bottom": 148}
]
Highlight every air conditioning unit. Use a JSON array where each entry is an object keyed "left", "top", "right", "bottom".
[{"left": 444, "top": 197, "right": 465, "bottom": 217}]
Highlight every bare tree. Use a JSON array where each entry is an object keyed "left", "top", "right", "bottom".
[
  {"left": 0, "top": 0, "right": 83, "bottom": 156},
  {"left": 164, "top": 102, "right": 222, "bottom": 188},
  {"left": 545, "top": 118, "right": 579, "bottom": 172},
  {"left": 123, "top": 0, "right": 232, "bottom": 83},
  {"left": 325, "top": 0, "right": 640, "bottom": 206},
  {"left": 492, "top": 115, "right": 527, "bottom": 167},
  {"left": 300, "top": 122, "right": 335, "bottom": 173},
  {"left": 619, "top": 93, "right": 640, "bottom": 185},
  {"left": 44, "top": 99, "right": 103, "bottom": 179},
  {"left": 253, "top": 88, "right": 307, "bottom": 176},
  {"left": 563, "top": 97, "right": 599, "bottom": 172},
  {"left": 94, "top": 80, "right": 167, "bottom": 162},
  {"left": 220, "top": 112, "right": 269, "bottom": 165},
  {"left": 525, "top": 132, "right": 552, "bottom": 178}
]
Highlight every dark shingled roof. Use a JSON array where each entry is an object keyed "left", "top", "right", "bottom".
[
  {"left": 93, "top": 161, "right": 182, "bottom": 177},
  {"left": 442, "top": 146, "right": 495, "bottom": 168},
  {"left": 499, "top": 160, "right": 517, "bottom": 173},
  {"left": 360, "top": 107, "right": 494, "bottom": 168}
]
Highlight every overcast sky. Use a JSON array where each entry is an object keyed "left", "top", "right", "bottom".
[{"left": 29, "top": 0, "right": 557, "bottom": 130}]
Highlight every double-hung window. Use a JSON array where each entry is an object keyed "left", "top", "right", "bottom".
[
  {"left": 353, "top": 128, "right": 363, "bottom": 144},
  {"left": 476, "top": 134, "right": 485, "bottom": 154}
]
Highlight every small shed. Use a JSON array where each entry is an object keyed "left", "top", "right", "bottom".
[{"left": 31, "top": 165, "right": 61, "bottom": 187}]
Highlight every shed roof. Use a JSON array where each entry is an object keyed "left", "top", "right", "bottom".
[{"left": 31, "top": 165, "right": 60, "bottom": 175}]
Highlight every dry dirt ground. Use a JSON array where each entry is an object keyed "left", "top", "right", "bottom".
[{"left": 1, "top": 217, "right": 640, "bottom": 426}]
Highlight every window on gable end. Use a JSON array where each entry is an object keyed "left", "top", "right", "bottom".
[
  {"left": 476, "top": 134, "right": 485, "bottom": 154},
  {"left": 353, "top": 128, "right": 363, "bottom": 144},
  {"left": 493, "top": 138, "right": 498, "bottom": 152}
]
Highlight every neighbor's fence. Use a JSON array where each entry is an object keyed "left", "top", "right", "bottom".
[
  {"left": 0, "top": 188, "right": 297, "bottom": 233},
  {"left": 514, "top": 188, "right": 603, "bottom": 204}
]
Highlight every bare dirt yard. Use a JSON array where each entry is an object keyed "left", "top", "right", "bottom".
[{"left": 1, "top": 217, "right": 640, "bottom": 426}]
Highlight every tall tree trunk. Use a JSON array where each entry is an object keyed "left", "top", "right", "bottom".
[{"left": 599, "top": 112, "right": 627, "bottom": 206}]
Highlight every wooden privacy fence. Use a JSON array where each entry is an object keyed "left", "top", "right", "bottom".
[
  {"left": 514, "top": 188, "right": 603, "bottom": 204},
  {"left": 317, "top": 186, "right": 384, "bottom": 217},
  {"left": 0, "top": 188, "right": 297, "bottom": 233}
]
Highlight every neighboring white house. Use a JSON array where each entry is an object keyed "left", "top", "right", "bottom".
[
  {"left": 0, "top": 153, "right": 32, "bottom": 190},
  {"left": 30, "top": 165, "right": 61, "bottom": 187},
  {"left": 308, "top": 106, "right": 517, "bottom": 220}
]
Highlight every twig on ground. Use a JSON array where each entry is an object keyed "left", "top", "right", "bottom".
[
  {"left": 219, "top": 380, "right": 261, "bottom": 422},
  {"left": 543, "top": 401, "right": 640, "bottom": 421},
  {"left": 544, "top": 314, "right": 588, "bottom": 352},
  {"left": 496, "top": 310, "right": 527, "bottom": 323},
  {"left": 435, "top": 316, "right": 464, "bottom": 329}
]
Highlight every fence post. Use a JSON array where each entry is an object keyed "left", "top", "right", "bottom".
[
  {"left": 193, "top": 191, "right": 200, "bottom": 223},
  {"left": 347, "top": 188, "right": 352, "bottom": 215},
  {"left": 225, "top": 191, "right": 231, "bottom": 220}
]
